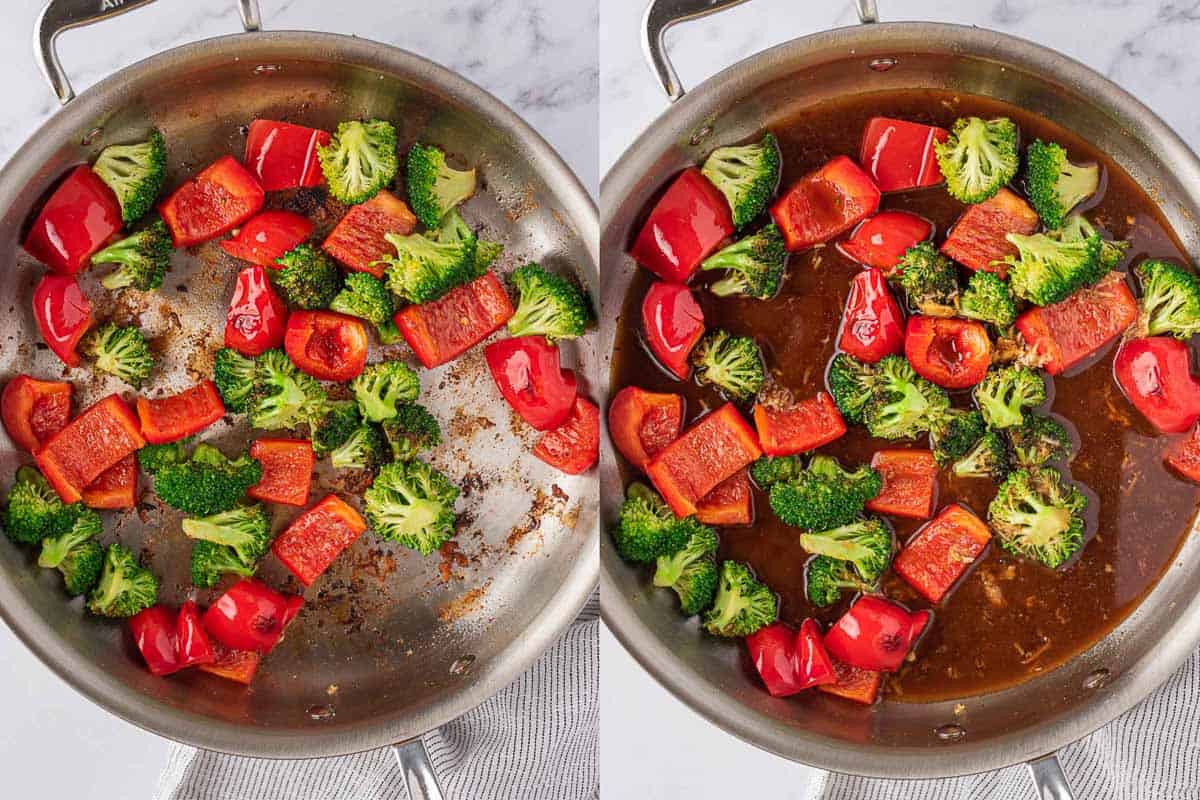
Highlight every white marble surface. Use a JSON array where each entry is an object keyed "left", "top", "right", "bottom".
[
  {"left": 599, "top": 0, "right": 1200, "bottom": 798},
  {"left": 0, "top": 1, "right": 597, "bottom": 799}
]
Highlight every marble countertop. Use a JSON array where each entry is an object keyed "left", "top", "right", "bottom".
[
  {"left": 0, "top": 1, "right": 596, "bottom": 798},
  {"left": 599, "top": 0, "right": 1200, "bottom": 798}
]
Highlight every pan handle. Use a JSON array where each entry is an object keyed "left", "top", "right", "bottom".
[
  {"left": 642, "top": 0, "right": 880, "bottom": 101},
  {"left": 392, "top": 739, "right": 446, "bottom": 800},
  {"left": 34, "top": 0, "right": 263, "bottom": 105},
  {"left": 1028, "top": 753, "right": 1076, "bottom": 800}
]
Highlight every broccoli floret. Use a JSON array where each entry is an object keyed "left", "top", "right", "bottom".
[
  {"left": 1008, "top": 413, "right": 1074, "bottom": 468},
  {"left": 312, "top": 401, "right": 362, "bottom": 456},
  {"left": 689, "top": 330, "right": 765, "bottom": 402},
  {"left": 699, "top": 224, "right": 788, "bottom": 299},
  {"left": 893, "top": 242, "right": 960, "bottom": 316},
  {"left": 1134, "top": 259, "right": 1200, "bottom": 340},
  {"left": 190, "top": 539, "right": 256, "bottom": 589},
  {"left": 799, "top": 517, "right": 892, "bottom": 583},
  {"left": 805, "top": 554, "right": 877, "bottom": 607},
  {"left": 973, "top": 366, "right": 1046, "bottom": 429},
  {"left": 506, "top": 263, "right": 594, "bottom": 341},
  {"left": 86, "top": 544, "right": 159, "bottom": 618},
  {"left": 382, "top": 404, "right": 441, "bottom": 461},
  {"left": 749, "top": 455, "right": 803, "bottom": 488},
  {"left": 434, "top": 209, "right": 492, "bottom": 279},
  {"left": 181, "top": 503, "right": 271, "bottom": 566},
  {"left": 1025, "top": 140, "right": 1100, "bottom": 229},
  {"left": 380, "top": 230, "right": 476, "bottom": 305},
  {"left": 350, "top": 361, "right": 420, "bottom": 422},
  {"left": 701, "top": 561, "right": 777, "bottom": 637},
  {"left": 37, "top": 505, "right": 102, "bottom": 570},
  {"left": 152, "top": 443, "right": 263, "bottom": 516},
  {"left": 272, "top": 244, "right": 342, "bottom": 310},
  {"left": 376, "top": 319, "right": 404, "bottom": 345},
  {"left": 317, "top": 119, "right": 399, "bottom": 205},
  {"left": 952, "top": 430, "right": 1011, "bottom": 480},
  {"left": 92, "top": 129, "right": 167, "bottom": 224},
  {"left": 405, "top": 141, "right": 478, "bottom": 229},
  {"left": 930, "top": 408, "right": 987, "bottom": 467},
  {"left": 959, "top": 270, "right": 1017, "bottom": 327},
  {"left": 83, "top": 322, "right": 153, "bottom": 387},
  {"left": 138, "top": 440, "right": 189, "bottom": 475},
  {"left": 95, "top": 220, "right": 172, "bottom": 291},
  {"left": 864, "top": 355, "right": 950, "bottom": 440},
  {"left": 213, "top": 347, "right": 257, "bottom": 413},
  {"left": 329, "top": 272, "right": 394, "bottom": 325},
  {"left": 330, "top": 424, "right": 389, "bottom": 470},
  {"left": 934, "top": 116, "right": 1019, "bottom": 204},
  {"left": 58, "top": 539, "right": 104, "bottom": 596},
  {"left": 612, "top": 483, "right": 695, "bottom": 563},
  {"left": 767, "top": 454, "right": 882, "bottom": 531},
  {"left": 1001, "top": 231, "right": 1103, "bottom": 306},
  {"left": 827, "top": 353, "right": 882, "bottom": 424},
  {"left": 474, "top": 239, "right": 504, "bottom": 272},
  {"left": 363, "top": 459, "right": 459, "bottom": 555},
  {"left": 653, "top": 525, "right": 719, "bottom": 615},
  {"left": 700, "top": 133, "right": 781, "bottom": 229},
  {"left": 4, "top": 465, "right": 64, "bottom": 544},
  {"left": 250, "top": 349, "right": 327, "bottom": 431},
  {"left": 1054, "top": 213, "right": 1129, "bottom": 270},
  {"left": 988, "top": 467, "right": 1087, "bottom": 568}
]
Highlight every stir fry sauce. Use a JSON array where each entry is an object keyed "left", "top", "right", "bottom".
[{"left": 610, "top": 89, "right": 1200, "bottom": 702}]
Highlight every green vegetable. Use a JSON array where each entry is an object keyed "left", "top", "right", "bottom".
[
  {"left": 699, "top": 224, "right": 788, "bottom": 300},
  {"left": 973, "top": 366, "right": 1046, "bottom": 429},
  {"left": 805, "top": 554, "right": 877, "bottom": 608},
  {"left": 405, "top": 141, "right": 477, "bottom": 229},
  {"left": 330, "top": 424, "right": 389, "bottom": 471},
  {"left": 827, "top": 353, "right": 882, "bottom": 424},
  {"left": 351, "top": 361, "right": 420, "bottom": 422},
  {"left": 653, "top": 525, "right": 719, "bottom": 615},
  {"left": 249, "top": 349, "right": 327, "bottom": 431},
  {"left": 1054, "top": 213, "right": 1129, "bottom": 271},
  {"left": 3, "top": 465, "right": 64, "bottom": 544},
  {"left": 506, "top": 263, "right": 594, "bottom": 341},
  {"left": 57, "top": 540, "right": 105, "bottom": 596},
  {"left": 329, "top": 272, "right": 394, "bottom": 325},
  {"left": 959, "top": 270, "right": 1017, "bottom": 328},
  {"left": 317, "top": 119, "right": 399, "bottom": 205},
  {"left": 930, "top": 408, "right": 987, "bottom": 467},
  {"left": 213, "top": 347, "right": 258, "bottom": 413},
  {"left": 1025, "top": 140, "right": 1100, "bottom": 229},
  {"left": 435, "top": 210, "right": 496, "bottom": 279},
  {"left": 95, "top": 220, "right": 172, "bottom": 292},
  {"left": 701, "top": 560, "right": 777, "bottom": 637},
  {"left": 84, "top": 322, "right": 153, "bottom": 387},
  {"left": 766, "top": 454, "right": 882, "bottom": 531},
  {"left": 1007, "top": 413, "right": 1074, "bottom": 467},
  {"left": 381, "top": 229, "right": 477, "bottom": 305},
  {"left": 748, "top": 455, "right": 803, "bottom": 488},
  {"left": 138, "top": 440, "right": 190, "bottom": 475},
  {"left": 952, "top": 430, "right": 1011, "bottom": 481},
  {"left": 700, "top": 133, "right": 781, "bottom": 228},
  {"left": 1001, "top": 230, "right": 1103, "bottom": 306},
  {"left": 933, "top": 116, "right": 1019, "bottom": 204},
  {"left": 1134, "top": 259, "right": 1200, "bottom": 340},
  {"left": 611, "top": 483, "right": 696, "bottom": 563},
  {"left": 363, "top": 459, "right": 459, "bottom": 555},
  {"left": 689, "top": 329, "right": 765, "bottom": 402},
  {"left": 864, "top": 355, "right": 950, "bottom": 440},
  {"left": 312, "top": 401, "right": 362, "bottom": 456},
  {"left": 382, "top": 404, "right": 442, "bottom": 462},
  {"left": 181, "top": 503, "right": 271, "bottom": 567},
  {"left": 152, "top": 442, "right": 263, "bottom": 516},
  {"left": 798, "top": 517, "right": 892, "bottom": 584},
  {"left": 190, "top": 539, "right": 256, "bottom": 589},
  {"left": 86, "top": 543, "right": 159, "bottom": 618},
  {"left": 38, "top": 505, "right": 104, "bottom": 595},
  {"left": 273, "top": 244, "right": 342, "bottom": 310},
  {"left": 92, "top": 129, "right": 167, "bottom": 224},
  {"left": 988, "top": 467, "right": 1087, "bottom": 568},
  {"left": 893, "top": 242, "right": 960, "bottom": 316}
]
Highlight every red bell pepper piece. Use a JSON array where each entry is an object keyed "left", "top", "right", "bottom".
[
  {"left": 752, "top": 392, "right": 846, "bottom": 457},
  {"left": 641, "top": 281, "right": 705, "bottom": 380},
  {"left": 35, "top": 394, "right": 144, "bottom": 503},
  {"left": 824, "top": 595, "right": 930, "bottom": 672},
  {"left": 219, "top": 210, "right": 314, "bottom": 266},
  {"left": 485, "top": 336, "right": 578, "bottom": 431},
  {"left": 745, "top": 619, "right": 837, "bottom": 697},
  {"left": 894, "top": 503, "right": 992, "bottom": 604},
  {"left": 129, "top": 605, "right": 182, "bottom": 676},
  {"left": 197, "top": 641, "right": 262, "bottom": 685},
  {"left": 81, "top": 454, "right": 138, "bottom": 510},
  {"left": 394, "top": 272, "right": 514, "bottom": 368},
  {"left": 607, "top": 386, "right": 684, "bottom": 472},
  {"left": 630, "top": 167, "right": 734, "bottom": 282},
  {"left": 770, "top": 156, "right": 881, "bottom": 251},
  {"left": 1016, "top": 272, "right": 1137, "bottom": 375},
  {"left": 248, "top": 438, "right": 314, "bottom": 507},
  {"left": 695, "top": 469, "right": 752, "bottom": 526},
  {"left": 904, "top": 316, "right": 992, "bottom": 389},
  {"left": 283, "top": 310, "right": 369, "bottom": 382},
  {"left": 322, "top": 190, "right": 418, "bottom": 278},
  {"left": 1167, "top": 424, "right": 1200, "bottom": 483},
  {"left": 1114, "top": 336, "right": 1200, "bottom": 434},
  {"left": 940, "top": 188, "right": 1039, "bottom": 275},
  {"left": 175, "top": 600, "right": 215, "bottom": 669},
  {"left": 1, "top": 375, "right": 71, "bottom": 452},
  {"left": 243, "top": 119, "right": 331, "bottom": 192},
  {"left": 816, "top": 658, "right": 884, "bottom": 705},
  {"left": 534, "top": 397, "right": 600, "bottom": 474},
  {"left": 646, "top": 403, "right": 763, "bottom": 517},
  {"left": 225, "top": 265, "right": 288, "bottom": 356},
  {"left": 33, "top": 274, "right": 93, "bottom": 367},
  {"left": 838, "top": 268, "right": 905, "bottom": 363},
  {"left": 271, "top": 494, "right": 367, "bottom": 587},
  {"left": 859, "top": 117, "right": 949, "bottom": 193},
  {"left": 202, "top": 578, "right": 304, "bottom": 653},
  {"left": 135, "top": 381, "right": 225, "bottom": 445},
  {"left": 866, "top": 449, "right": 937, "bottom": 520},
  {"left": 23, "top": 165, "right": 122, "bottom": 274},
  {"left": 839, "top": 211, "right": 933, "bottom": 269},
  {"left": 159, "top": 156, "right": 266, "bottom": 248}
]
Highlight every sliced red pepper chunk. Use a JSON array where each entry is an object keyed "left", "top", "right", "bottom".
[
  {"left": 940, "top": 188, "right": 1038, "bottom": 275},
  {"left": 485, "top": 336, "right": 578, "bottom": 431},
  {"left": 641, "top": 281, "right": 705, "bottom": 380},
  {"left": 129, "top": 605, "right": 182, "bottom": 676},
  {"left": 202, "top": 578, "right": 304, "bottom": 653},
  {"left": 629, "top": 167, "right": 734, "bottom": 282},
  {"left": 81, "top": 453, "right": 138, "bottom": 510},
  {"left": 248, "top": 438, "right": 314, "bottom": 507},
  {"left": 1015, "top": 272, "right": 1137, "bottom": 375},
  {"left": 1, "top": 375, "right": 72, "bottom": 453},
  {"left": 33, "top": 274, "right": 93, "bottom": 367},
  {"left": 271, "top": 494, "right": 368, "bottom": 587},
  {"left": 175, "top": 600, "right": 215, "bottom": 669},
  {"left": 839, "top": 211, "right": 933, "bottom": 269},
  {"left": 815, "top": 658, "right": 883, "bottom": 705},
  {"left": 770, "top": 156, "right": 881, "bottom": 251},
  {"left": 534, "top": 397, "right": 600, "bottom": 475},
  {"left": 1166, "top": 424, "right": 1200, "bottom": 483},
  {"left": 243, "top": 119, "right": 331, "bottom": 192},
  {"left": 695, "top": 469, "right": 752, "bottom": 526},
  {"left": 752, "top": 392, "right": 846, "bottom": 457},
  {"left": 859, "top": 117, "right": 949, "bottom": 193},
  {"left": 35, "top": 394, "right": 145, "bottom": 503},
  {"left": 1114, "top": 336, "right": 1200, "bottom": 434},
  {"left": 225, "top": 264, "right": 288, "bottom": 356},
  {"left": 394, "top": 272, "right": 515, "bottom": 368},
  {"left": 904, "top": 316, "right": 992, "bottom": 389},
  {"left": 159, "top": 156, "right": 266, "bottom": 248},
  {"left": 865, "top": 449, "right": 937, "bottom": 520},
  {"left": 284, "top": 310, "right": 369, "bottom": 382},
  {"left": 894, "top": 503, "right": 991, "bottom": 604},
  {"left": 322, "top": 190, "right": 418, "bottom": 278},
  {"left": 607, "top": 386, "right": 684, "bottom": 472},
  {"left": 838, "top": 268, "right": 905, "bottom": 363},
  {"left": 136, "top": 381, "right": 226, "bottom": 445},
  {"left": 646, "top": 403, "right": 763, "bottom": 517},
  {"left": 824, "top": 595, "right": 930, "bottom": 673},
  {"left": 219, "top": 210, "right": 314, "bottom": 266},
  {"left": 24, "top": 165, "right": 123, "bottom": 275},
  {"left": 745, "top": 619, "right": 837, "bottom": 697},
  {"left": 197, "top": 641, "right": 262, "bottom": 685}
]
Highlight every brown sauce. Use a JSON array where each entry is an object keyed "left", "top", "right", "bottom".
[{"left": 609, "top": 89, "right": 1200, "bottom": 703}]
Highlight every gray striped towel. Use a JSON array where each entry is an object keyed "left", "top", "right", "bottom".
[
  {"left": 153, "top": 594, "right": 598, "bottom": 800},
  {"left": 814, "top": 645, "right": 1200, "bottom": 799}
]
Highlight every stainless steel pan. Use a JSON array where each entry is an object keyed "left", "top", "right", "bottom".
[
  {"left": 0, "top": 1, "right": 599, "bottom": 797},
  {"left": 600, "top": 1, "right": 1200, "bottom": 796}
]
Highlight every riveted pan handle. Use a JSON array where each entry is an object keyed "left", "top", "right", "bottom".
[
  {"left": 1028, "top": 754, "right": 1076, "bottom": 800},
  {"left": 642, "top": 0, "right": 880, "bottom": 101},
  {"left": 392, "top": 739, "right": 446, "bottom": 800},
  {"left": 34, "top": 0, "right": 263, "bottom": 105}
]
